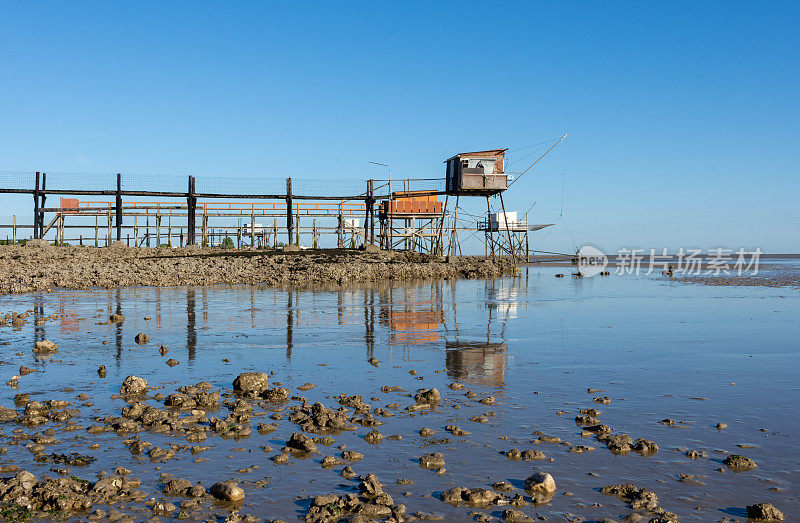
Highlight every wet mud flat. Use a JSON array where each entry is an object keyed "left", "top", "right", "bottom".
[
  {"left": 0, "top": 244, "right": 515, "bottom": 295},
  {"left": 672, "top": 263, "right": 800, "bottom": 290},
  {"left": 0, "top": 273, "right": 796, "bottom": 521}
]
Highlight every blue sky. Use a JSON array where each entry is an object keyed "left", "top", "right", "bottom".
[{"left": 1, "top": 1, "right": 798, "bottom": 253}]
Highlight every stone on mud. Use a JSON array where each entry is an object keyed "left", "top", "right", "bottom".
[
  {"left": 120, "top": 375, "right": 148, "bottom": 395},
  {"left": 209, "top": 481, "right": 245, "bottom": 502}
]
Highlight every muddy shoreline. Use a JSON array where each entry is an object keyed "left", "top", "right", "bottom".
[{"left": 0, "top": 245, "right": 516, "bottom": 295}]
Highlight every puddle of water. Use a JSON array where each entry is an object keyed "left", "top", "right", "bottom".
[{"left": 0, "top": 267, "right": 797, "bottom": 521}]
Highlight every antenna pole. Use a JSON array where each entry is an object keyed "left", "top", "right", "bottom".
[{"left": 508, "top": 133, "right": 567, "bottom": 188}]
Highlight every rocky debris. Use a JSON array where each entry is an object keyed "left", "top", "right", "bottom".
[
  {"left": 134, "top": 333, "right": 150, "bottom": 345},
  {"left": 36, "top": 452, "right": 96, "bottom": 466},
  {"left": 0, "top": 405, "right": 19, "bottom": 422},
  {"left": 286, "top": 432, "right": 318, "bottom": 453},
  {"left": 364, "top": 429, "right": 384, "bottom": 444},
  {"left": 746, "top": 502, "right": 785, "bottom": 521},
  {"left": 0, "top": 247, "right": 517, "bottom": 295},
  {"left": 110, "top": 313, "right": 125, "bottom": 324},
  {"left": 723, "top": 454, "right": 757, "bottom": 471},
  {"left": 33, "top": 340, "right": 59, "bottom": 353},
  {"left": 600, "top": 483, "right": 677, "bottom": 520},
  {"left": 419, "top": 427, "right": 435, "bottom": 437},
  {"left": 298, "top": 382, "right": 316, "bottom": 391},
  {"left": 685, "top": 449, "right": 708, "bottom": 459},
  {"left": 159, "top": 345, "right": 169, "bottom": 356},
  {"left": 716, "top": 422, "right": 728, "bottom": 430},
  {"left": 162, "top": 478, "right": 193, "bottom": 496},
  {"left": 152, "top": 501, "right": 177, "bottom": 516},
  {"left": 419, "top": 453, "right": 445, "bottom": 469},
  {"left": 414, "top": 388, "right": 441, "bottom": 405},
  {"left": 0, "top": 469, "right": 143, "bottom": 516},
  {"left": 232, "top": 372, "right": 270, "bottom": 397},
  {"left": 502, "top": 509, "right": 534, "bottom": 522},
  {"left": 593, "top": 396, "right": 611, "bottom": 405},
  {"left": 569, "top": 445, "right": 595, "bottom": 453},
  {"left": 359, "top": 473, "right": 383, "bottom": 495},
  {"left": 289, "top": 400, "right": 357, "bottom": 434},
  {"left": 19, "top": 366, "right": 35, "bottom": 376},
  {"left": 148, "top": 446, "right": 175, "bottom": 463},
  {"left": 598, "top": 433, "right": 634, "bottom": 454},
  {"left": 341, "top": 450, "right": 364, "bottom": 462},
  {"left": 166, "top": 358, "right": 180, "bottom": 367},
  {"left": 505, "top": 449, "right": 546, "bottom": 461},
  {"left": 524, "top": 473, "right": 556, "bottom": 494},
  {"left": 632, "top": 438, "right": 659, "bottom": 455},
  {"left": 440, "top": 487, "right": 504, "bottom": 507},
  {"left": 97, "top": 365, "right": 107, "bottom": 378},
  {"left": 445, "top": 425, "right": 471, "bottom": 436},
  {"left": 209, "top": 481, "right": 245, "bottom": 502},
  {"left": 303, "top": 489, "right": 402, "bottom": 522},
  {"left": 368, "top": 357, "right": 380, "bottom": 367},
  {"left": 120, "top": 375, "right": 148, "bottom": 395}
]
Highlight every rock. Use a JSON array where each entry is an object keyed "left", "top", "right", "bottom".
[
  {"left": 159, "top": 345, "right": 169, "bottom": 356},
  {"left": 359, "top": 473, "right": 383, "bottom": 495},
  {"left": 134, "top": 333, "right": 149, "bottom": 345},
  {"left": 414, "top": 388, "right": 441, "bottom": 405},
  {"left": 120, "top": 375, "right": 148, "bottom": 395},
  {"left": 746, "top": 502, "right": 785, "bottom": 521},
  {"left": 419, "top": 453, "right": 445, "bottom": 469},
  {"left": 33, "top": 340, "right": 59, "bottom": 353},
  {"left": 162, "top": 478, "right": 193, "bottom": 496},
  {"left": 368, "top": 357, "right": 380, "bottom": 367},
  {"left": 209, "top": 481, "right": 245, "bottom": 502},
  {"left": 97, "top": 365, "right": 107, "bottom": 378},
  {"left": 723, "top": 454, "right": 757, "bottom": 471},
  {"left": 25, "top": 238, "right": 50, "bottom": 248},
  {"left": 165, "top": 359, "right": 179, "bottom": 367},
  {"left": 502, "top": 509, "right": 534, "bottom": 522},
  {"left": 19, "top": 366, "right": 35, "bottom": 376},
  {"left": 440, "top": 487, "right": 501, "bottom": 507},
  {"left": 152, "top": 501, "right": 177, "bottom": 516},
  {"left": 110, "top": 314, "right": 125, "bottom": 324},
  {"left": 523, "top": 473, "right": 556, "bottom": 493},
  {"left": 632, "top": 439, "right": 658, "bottom": 455},
  {"left": 232, "top": 372, "right": 270, "bottom": 396},
  {"left": 286, "top": 432, "right": 317, "bottom": 453},
  {"left": 716, "top": 422, "right": 728, "bottom": 430}
]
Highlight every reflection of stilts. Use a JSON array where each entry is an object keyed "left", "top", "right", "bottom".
[
  {"left": 364, "top": 289, "right": 375, "bottom": 359},
  {"left": 186, "top": 288, "right": 196, "bottom": 361},
  {"left": 286, "top": 291, "right": 293, "bottom": 360},
  {"left": 114, "top": 289, "right": 123, "bottom": 364}
]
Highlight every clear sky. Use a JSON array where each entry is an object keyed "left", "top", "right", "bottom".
[{"left": 1, "top": 1, "right": 798, "bottom": 253}]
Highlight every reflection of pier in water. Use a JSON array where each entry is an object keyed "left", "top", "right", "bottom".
[{"left": 445, "top": 341, "right": 507, "bottom": 387}]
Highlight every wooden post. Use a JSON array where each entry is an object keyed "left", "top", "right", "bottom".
[
  {"left": 237, "top": 218, "right": 242, "bottom": 249},
  {"left": 107, "top": 210, "right": 112, "bottom": 246},
  {"left": 449, "top": 195, "right": 460, "bottom": 258},
  {"left": 94, "top": 215, "right": 98, "bottom": 247},
  {"left": 250, "top": 204, "right": 255, "bottom": 247},
  {"left": 187, "top": 175, "right": 196, "bottom": 246},
  {"left": 337, "top": 206, "right": 343, "bottom": 248},
  {"left": 133, "top": 216, "right": 138, "bottom": 247},
  {"left": 363, "top": 184, "right": 370, "bottom": 247},
  {"left": 167, "top": 216, "right": 172, "bottom": 246},
  {"left": 295, "top": 208, "right": 300, "bottom": 246},
  {"left": 32, "top": 172, "right": 39, "bottom": 239},
  {"left": 39, "top": 172, "right": 46, "bottom": 239},
  {"left": 286, "top": 177, "right": 293, "bottom": 245},
  {"left": 273, "top": 219, "right": 277, "bottom": 248},
  {"left": 313, "top": 219, "right": 318, "bottom": 249},
  {"left": 115, "top": 173, "right": 122, "bottom": 242},
  {"left": 486, "top": 196, "right": 495, "bottom": 259},
  {"left": 498, "top": 191, "right": 516, "bottom": 261},
  {"left": 201, "top": 213, "right": 207, "bottom": 247},
  {"left": 12, "top": 215, "right": 16, "bottom": 244}
]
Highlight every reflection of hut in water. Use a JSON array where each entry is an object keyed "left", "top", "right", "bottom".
[
  {"left": 445, "top": 341, "right": 507, "bottom": 387},
  {"left": 388, "top": 309, "right": 444, "bottom": 344}
]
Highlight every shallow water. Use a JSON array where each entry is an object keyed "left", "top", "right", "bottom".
[{"left": 0, "top": 267, "right": 798, "bottom": 521}]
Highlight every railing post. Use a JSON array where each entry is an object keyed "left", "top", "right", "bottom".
[
  {"left": 187, "top": 175, "right": 196, "bottom": 246},
  {"left": 286, "top": 177, "right": 293, "bottom": 245},
  {"left": 32, "top": 172, "right": 39, "bottom": 239},
  {"left": 115, "top": 173, "right": 122, "bottom": 242},
  {"left": 39, "top": 172, "right": 46, "bottom": 239}
]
